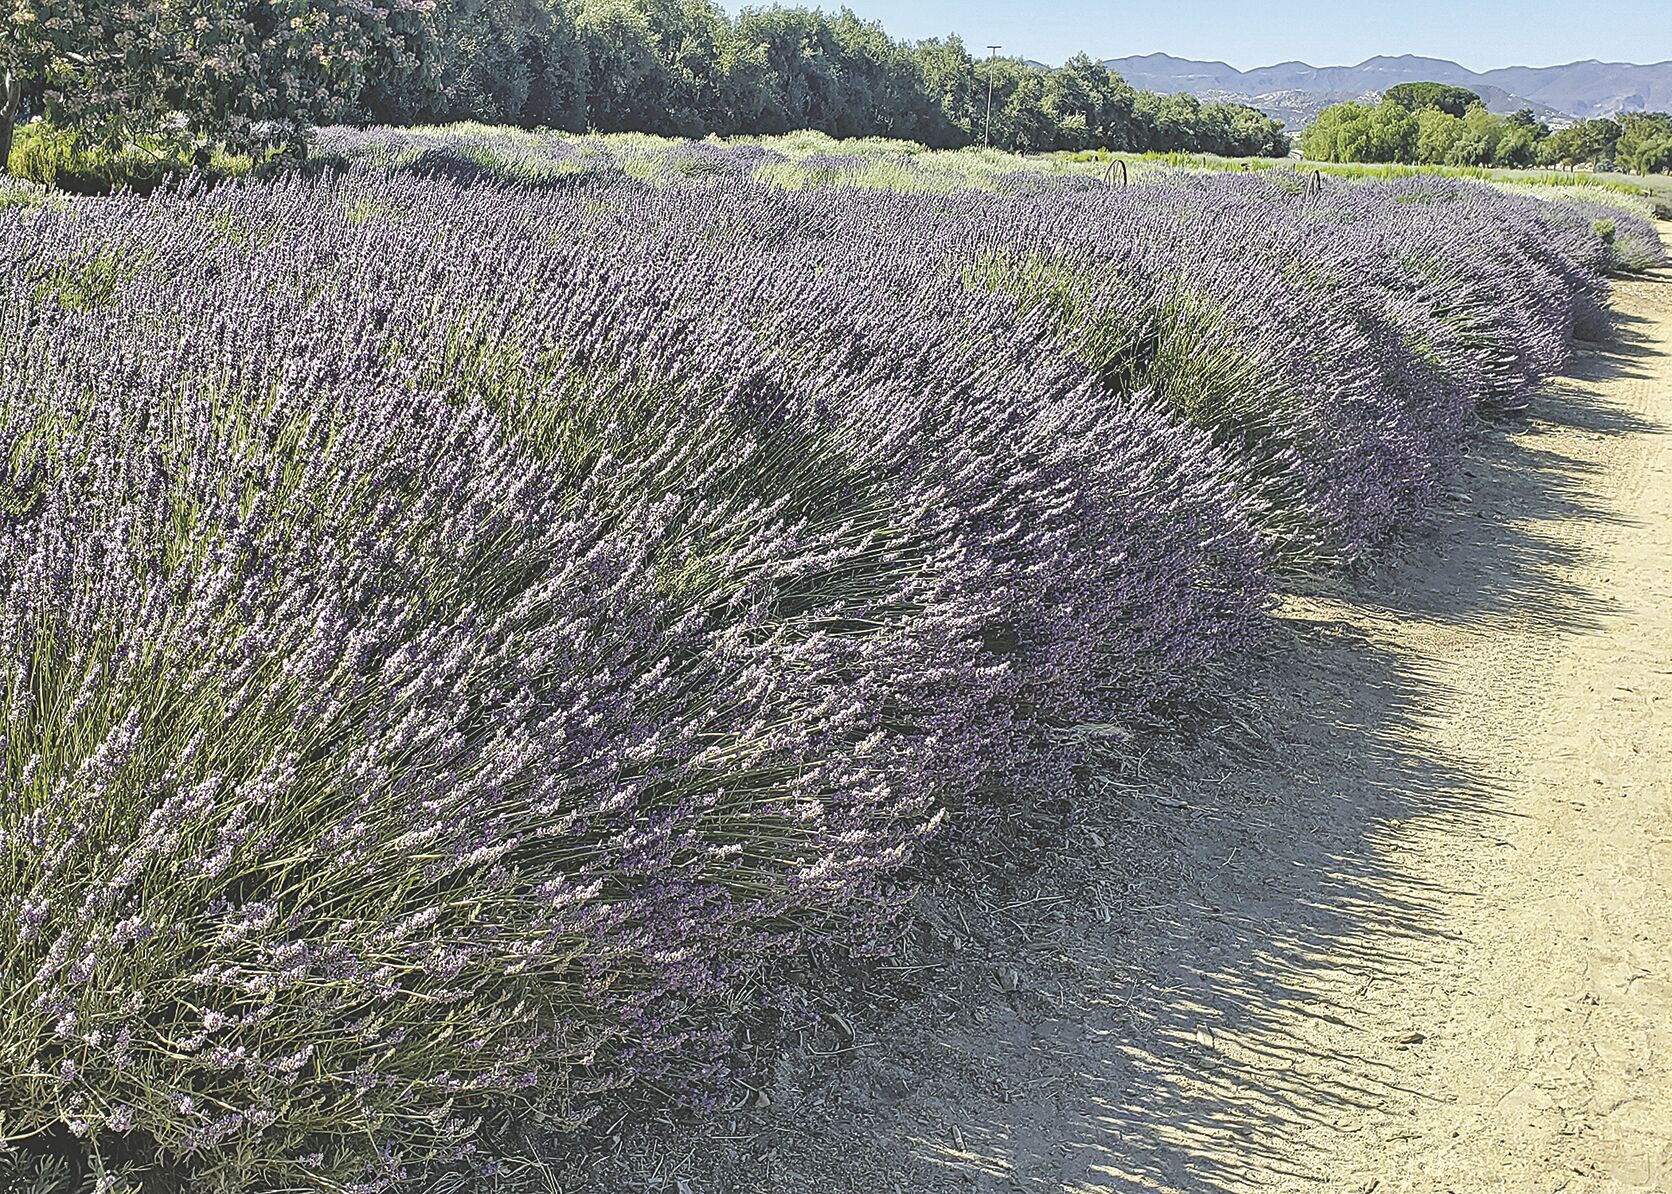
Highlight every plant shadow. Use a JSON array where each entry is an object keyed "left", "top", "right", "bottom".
[{"left": 574, "top": 316, "right": 1660, "bottom": 1194}]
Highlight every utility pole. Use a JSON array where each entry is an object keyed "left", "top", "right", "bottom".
[{"left": 983, "top": 45, "right": 1001, "bottom": 149}]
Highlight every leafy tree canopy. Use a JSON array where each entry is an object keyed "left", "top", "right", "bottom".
[
  {"left": 3, "top": 0, "right": 1292, "bottom": 176},
  {"left": 1383, "top": 81, "right": 1482, "bottom": 118},
  {"left": 1, "top": 0, "right": 440, "bottom": 160}
]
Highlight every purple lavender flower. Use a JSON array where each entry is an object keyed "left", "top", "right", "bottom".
[{"left": 0, "top": 136, "right": 1625, "bottom": 1191}]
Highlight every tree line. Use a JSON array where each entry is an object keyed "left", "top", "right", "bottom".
[
  {"left": 0, "top": 0, "right": 1289, "bottom": 171},
  {"left": 1300, "top": 84, "right": 1672, "bottom": 174}
]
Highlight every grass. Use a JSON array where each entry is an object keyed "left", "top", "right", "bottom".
[
  {"left": 6, "top": 116, "right": 1669, "bottom": 213},
  {"left": 310, "top": 123, "right": 1117, "bottom": 194},
  {"left": 5, "top": 122, "right": 260, "bottom": 195},
  {"left": 307, "top": 126, "right": 1672, "bottom": 213},
  {"left": 1059, "top": 149, "right": 1672, "bottom": 218}
]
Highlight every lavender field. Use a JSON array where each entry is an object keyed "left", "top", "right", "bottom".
[{"left": 0, "top": 137, "right": 1661, "bottom": 1192}]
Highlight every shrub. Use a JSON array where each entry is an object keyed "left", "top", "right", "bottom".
[
  {"left": 0, "top": 140, "right": 1630, "bottom": 1190},
  {"left": 7, "top": 123, "right": 253, "bottom": 195}
]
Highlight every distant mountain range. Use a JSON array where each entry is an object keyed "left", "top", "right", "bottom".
[{"left": 1100, "top": 53, "right": 1672, "bottom": 126}]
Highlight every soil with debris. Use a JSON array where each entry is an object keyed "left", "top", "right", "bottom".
[{"left": 568, "top": 234, "right": 1672, "bottom": 1194}]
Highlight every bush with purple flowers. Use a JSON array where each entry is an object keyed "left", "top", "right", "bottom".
[{"left": 0, "top": 136, "right": 1648, "bottom": 1191}]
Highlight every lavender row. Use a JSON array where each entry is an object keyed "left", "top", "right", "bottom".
[{"left": 0, "top": 161, "right": 1630, "bottom": 1190}]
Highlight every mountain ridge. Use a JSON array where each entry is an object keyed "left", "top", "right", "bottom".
[{"left": 1101, "top": 53, "right": 1672, "bottom": 122}]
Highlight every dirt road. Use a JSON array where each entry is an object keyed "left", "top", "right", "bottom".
[{"left": 587, "top": 235, "right": 1672, "bottom": 1194}]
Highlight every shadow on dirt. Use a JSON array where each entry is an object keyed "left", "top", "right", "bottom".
[
  {"left": 1356, "top": 322, "right": 1659, "bottom": 635},
  {"left": 574, "top": 323, "right": 1661, "bottom": 1193}
]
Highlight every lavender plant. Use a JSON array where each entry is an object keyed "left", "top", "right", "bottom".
[{"left": 0, "top": 141, "right": 1635, "bottom": 1191}]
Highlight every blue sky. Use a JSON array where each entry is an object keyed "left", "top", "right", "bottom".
[{"left": 763, "top": 2, "right": 1672, "bottom": 71}]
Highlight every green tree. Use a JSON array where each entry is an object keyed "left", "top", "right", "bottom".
[
  {"left": 1306, "top": 96, "right": 1545, "bottom": 166},
  {"left": 364, "top": 0, "right": 588, "bottom": 128},
  {"left": 1534, "top": 117, "right": 1615, "bottom": 169},
  {"left": 1098, "top": 70, "right": 1144, "bottom": 149},
  {"left": 1304, "top": 98, "right": 1418, "bottom": 163},
  {"left": 827, "top": 8, "right": 940, "bottom": 141},
  {"left": 1415, "top": 107, "right": 1466, "bottom": 163},
  {"left": 1382, "top": 82, "right": 1482, "bottom": 118},
  {"left": 1298, "top": 100, "right": 1361, "bottom": 161},
  {"left": 1368, "top": 98, "right": 1421, "bottom": 161},
  {"left": 1002, "top": 70, "right": 1057, "bottom": 151},
  {"left": 1152, "top": 92, "right": 1207, "bottom": 151},
  {"left": 1, "top": 0, "right": 440, "bottom": 166},
  {"left": 1215, "top": 101, "right": 1289, "bottom": 156},
  {"left": 575, "top": 0, "right": 731, "bottom": 136},
  {"left": 1494, "top": 121, "right": 1539, "bottom": 167},
  {"left": 728, "top": 7, "right": 840, "bottom": 135},
  {"left": 1451, "top": 101, "right": 1507, "bottom": 164},
  {"left": 1616, "top": 111, "right": 1672, "bottom": 174},
  {"left": 1042, "top": 54, "right": 1110, "bottom": 151},
  {"left": 912, "top": 36, "right": 976, "bottom": 146}
]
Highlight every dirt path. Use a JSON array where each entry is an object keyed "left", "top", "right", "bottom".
[{"left": 583, "top": 237, "right": 1672, "bottom": 1194}]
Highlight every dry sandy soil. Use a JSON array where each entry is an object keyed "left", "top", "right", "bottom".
[{"left": 573, "top": 231, "right": 1672, "bottom": 1194}]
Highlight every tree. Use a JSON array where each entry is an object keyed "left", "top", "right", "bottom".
[
  {"left": 1578, "top": 117, "right": 1622, "bottom": 167},
  {"left": 1301, "top": 99, "right": 1417, "bottom": 163},
  {"left": 1303, "top": 95, "right": 1554, "bottom": 166},
  {"left": 1616, "top": 111, "right": 1672, "bottom": 174},
  {"left": 518, "top": 3, "right": 591, "bottom": 130},
  {"left": 1370, "top": 99, "right": 1420, "bottom": 161},
  {"left": 912, "top": 36, "right": 975, "bottom": 147},
  {"left": 1457, "top": 102, "right": 1508, "bottom": 164},
  {"left": 1002, "top": 70, "right": 1056, "bottom": 151},
  {"left": 1536, "top": 117, "right": 1618, "bottom": 170},
  {"left": 1215, "top": 102, "right": 1288, "bottom": 156},
  {"left": 1382, "top": 82, "right": 1482, "bottom": 118},
  {"left": 575, "top": 0, "right": 699, "bottom": 134},
  {"left": 363, "top": 0, "right": 588, "bottom": 128},
  {"left": 1152, "top": 92, "right": 1206, "bottom": 152},
  {"left": 1298, "top": 100, "right": 1360, "bottom": 161},
  {"left": 1415, "top": 107, "right": 1466, "bottom": 164},
  {"left": 1494, "top": 121, "right": 1538, "bottom": 167},
  {"left": 1, "top": 0, "right": 1319, "bottom": 170},
  {"left": 729, "top": 7, "right": 839, "bottom": 135},
  {"left": 1, "top": 69, "right": 19, "bottom": 167},
  {"left": 916, "top": 35, "right": 976, "bottom": 143},
  {"left": 1098, "top": 71, "right": 1144, "bottom": 150},
  {"left": 1, "top": 0, "right": 441, "bottom": 167},
  {"left": 827, "top": 9, "right": 940, "bottom": 141},
  {"left": 1042, "top": 54, "right": 1109, "bottom": 151}
]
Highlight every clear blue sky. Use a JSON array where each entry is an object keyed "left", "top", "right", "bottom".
[{"left": 745, "top": 1, "right": 1672, "bottom": 71}]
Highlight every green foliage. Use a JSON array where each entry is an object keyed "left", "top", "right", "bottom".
[
  {"left": 1384, "top": 82, "right": 1482, "bottom": 118},
  {"left": 1414, "top": 107, "right": 1467, "bottom": 163},
  {"left": 1536, "top": 117, "right": 1621, "bottom": 169},
  {"left": 1299, "top": 98, "right": 1419, "bottom": 163},
  {"left": 34, "top": 251, "right": 127, "bottom": 310},
  {"left": 2, "top": 0, "right": 1292, "bottom": 174},
  {"left": 1301, "top": 90, "right": 1672, "bottom": 174},
  {"left": 1615, "top": 112, "right": 1672, "bottom": 175},
  {"left": 356, "top": 3, "right": 1288, "bottom": 155},
  {"left": 0, "top": 0, "right": 442, "bottom": 157},
  {"left": 6, "top": 122, "right": 252, "bottom": 194}
]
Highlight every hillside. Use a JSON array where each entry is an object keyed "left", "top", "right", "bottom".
[{"left": 1103, "top": 52, "right": 1672, "bottom": 123}]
